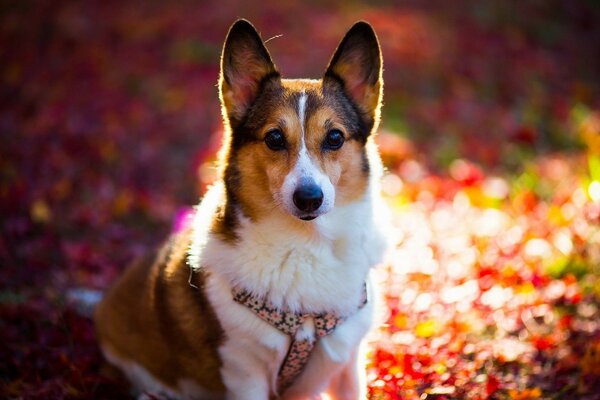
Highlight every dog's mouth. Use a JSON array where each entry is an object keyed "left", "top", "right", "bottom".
[{"left": 299, "top": 215, "right": 317, "bottom": 221}]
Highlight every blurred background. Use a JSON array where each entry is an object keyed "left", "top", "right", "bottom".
[{"left": 1, "top": 0, "right": 600, "bottom": 398}]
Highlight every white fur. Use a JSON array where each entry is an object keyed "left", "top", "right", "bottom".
[
  {"left": 279, "top": 91, "right": 335, "bottom": 219},
  {"left": 122, "top": 137, "right": 391, "bottom": 399},
  {"left": 187, "top": 154, "right": 389, "bottom": 398},
  {"left": 102, "top": 345, "right": 222, "bottom": 400},
  {"left": 296, "top": 317, "right": 316, "bottom": 342},
  {"left": 298, "top": 90, "right": 307, "bottom": 136},
  {"left": 195, "top": 182, "right": 385, "bottom": 314}
]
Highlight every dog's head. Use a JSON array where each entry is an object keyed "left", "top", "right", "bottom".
[{"left": 218, "top": 19, "right": 382, "bottom": 223}]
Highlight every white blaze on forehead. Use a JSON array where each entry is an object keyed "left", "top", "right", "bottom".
[
  {"left": 277, "top": 90, "right": 336, "bottom": 217},
  {"left": 296, "top": 91, "right": 313, "bottom": 175},
  {"left": 296, "top": 91, "right": 310, "bottom": 169},
  {"left": 298, "top": 90, "right": 308, "bottom": 137}
]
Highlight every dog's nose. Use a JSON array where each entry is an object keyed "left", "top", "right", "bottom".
[{"left": 293, "top": 184, "right": 323, "bottom": 213}]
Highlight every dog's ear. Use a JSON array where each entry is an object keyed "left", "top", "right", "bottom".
[
  {"left": 219, "top": 19, "right": 279, "bottom": 128},
  {"left": 324, "top": 21, "right": 383, "bottom": 127}
]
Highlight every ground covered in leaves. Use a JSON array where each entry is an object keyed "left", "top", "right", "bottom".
[{"left": 1, "top": 1, "right": 600, "bottom": 399}]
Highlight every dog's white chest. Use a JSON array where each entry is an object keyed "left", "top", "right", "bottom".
[
  {"left": 189, "top": 184, "right": 389, "bottom": 397},
  {"left": 229, "top": 283, "right": 368, "bottom": 393}
]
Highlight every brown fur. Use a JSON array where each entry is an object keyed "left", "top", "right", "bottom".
[
  {"left": 95, "top": 19, "right": 383, "bottom": 397},
  {"left": 218, "top": 80, "right": 376, "bottom": 227},
  {"left": 214, "top": 20, "right": 383, "bottom": 237},
  {"left": 94, "top": 226, "right": 226, "bottom": 394}
]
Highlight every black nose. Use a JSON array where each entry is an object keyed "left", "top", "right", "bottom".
[{"left": 293, "top": 184, "right": 323, "bottom": 213}]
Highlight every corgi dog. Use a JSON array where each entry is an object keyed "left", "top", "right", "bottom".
[{"left": 94, "top": 19, "right": 389, "bottom": 400}]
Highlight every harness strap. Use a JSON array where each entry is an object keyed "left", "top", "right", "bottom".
[{"left": 232, "top": 285, "right": 368, "bottom": 395}]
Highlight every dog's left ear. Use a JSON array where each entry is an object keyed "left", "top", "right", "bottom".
[
  {"left": 219, "top": 19, "right": 280, "bottom": 129},
  {"left": 324, "top": 21, "right": 383, "bottom": 128}
]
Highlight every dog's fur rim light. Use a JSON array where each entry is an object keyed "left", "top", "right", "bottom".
[{"left": 95, "top": 18, "right": 390, "bottom": 400}]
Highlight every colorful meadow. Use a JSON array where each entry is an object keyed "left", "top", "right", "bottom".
[
  {"left": 367, "top": 136, "right": 600, "bottom": 399},
  {"left": 1, "top": 1, "right": 600, "bottom": 399}
]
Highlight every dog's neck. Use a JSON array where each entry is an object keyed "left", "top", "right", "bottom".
[{"left": 188, "top": 181, "right": 385, "bottom": 315}]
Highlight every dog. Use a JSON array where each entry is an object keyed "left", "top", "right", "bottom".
[{"left": 94, "top": 19, "right": 389, "bottom": 399}]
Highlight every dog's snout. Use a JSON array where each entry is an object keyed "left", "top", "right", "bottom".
[{"left": 293, "top": 184, "right": 323, "bottom": 213}]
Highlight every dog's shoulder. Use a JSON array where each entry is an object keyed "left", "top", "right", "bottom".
[{"left": 95, "top": 225, "right": 226, "bottom": 394}]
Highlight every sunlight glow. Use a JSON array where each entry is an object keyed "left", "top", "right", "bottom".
[
  {"left": 524, "top": 238, "right": 553, "bottom": 259},
  {"left": 589, "top": 180, "right": 600, "bottom": 203},
  {"left": 446, "top": 259, "right": 472, "bottom": 280},
  {"left": 473, "top": 209, "right": 508, "bottom": 237},
  {"left": 482, "top": 177, "right": 509, "bottom": 199},
  {"left": 544, "top": 280, "right": 566, "bottom": 300},
  {"left": 382, "top": 173, "right": 404, "bottom": 196},
  {"left": 453, "top": 191, "right": 471, "bottom": 211},
  {"left": 552, "top": 229, "right": 574, "bottom": 256},
  {"left": 414, "top": 293, "right": 433, "bottom": 311},
  {"left": 9, "top": 4, "right": 600, "bottom": 398},
  {"left": 441, "top": 280, "right": 479, "bottom": 304},
  {"left": 492, "top": 338, "right": 534, "bottom": 362},
  {"left": 481, "top": 285, "right": 514, "bottom": 309}
]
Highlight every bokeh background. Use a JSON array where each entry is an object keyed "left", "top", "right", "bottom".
[{"left": 1, "top": 0, "right": 600, "bottom": 398}]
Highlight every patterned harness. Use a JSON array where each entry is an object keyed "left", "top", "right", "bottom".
[{"left": 232, "top": 285, "right": 368, "bottom": 395}]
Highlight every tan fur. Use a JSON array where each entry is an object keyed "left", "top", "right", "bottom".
[
  {"left": 232, "top": 80, "right": 371, "bottom": 224},
  {"left": 234, "top": 103, "right": 301, "bottom": 221},
  {"left": 95, "top": 19, "right": 384, "bottom": 399},
  {"left": 305, "top": 105, "right": 370, "bottom": 205}
]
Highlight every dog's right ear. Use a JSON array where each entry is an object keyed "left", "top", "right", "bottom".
[{"left": 219, "top": 19, "right": 279, "bottom": 129}]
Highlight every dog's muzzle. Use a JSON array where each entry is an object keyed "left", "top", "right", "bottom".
[{"left": 293, "top": 181, "right": 323, "bottom": 220}]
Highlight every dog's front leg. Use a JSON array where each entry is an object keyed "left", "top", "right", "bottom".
[
  {"left": 284, "top": 306, "right": 372, "bottom": 399},
  {"left": 282, "top": 341, "right": 361, "bottom": 400},
  {"left": 219, "top": 340, "right": 270, "bottom": 400},
  {"left": 324, "top": 348, "right": 366, "bottom": 400},
  {"left": 280, "top": 345, "right": 340, "bottom": 400}
]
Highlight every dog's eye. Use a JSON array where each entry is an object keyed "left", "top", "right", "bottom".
[
  {"left": 323, "top": 129, "right": 344, "bottom": 150},
  {"left": 264, "top": 129, "right": 286, "bottom": 151}
]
